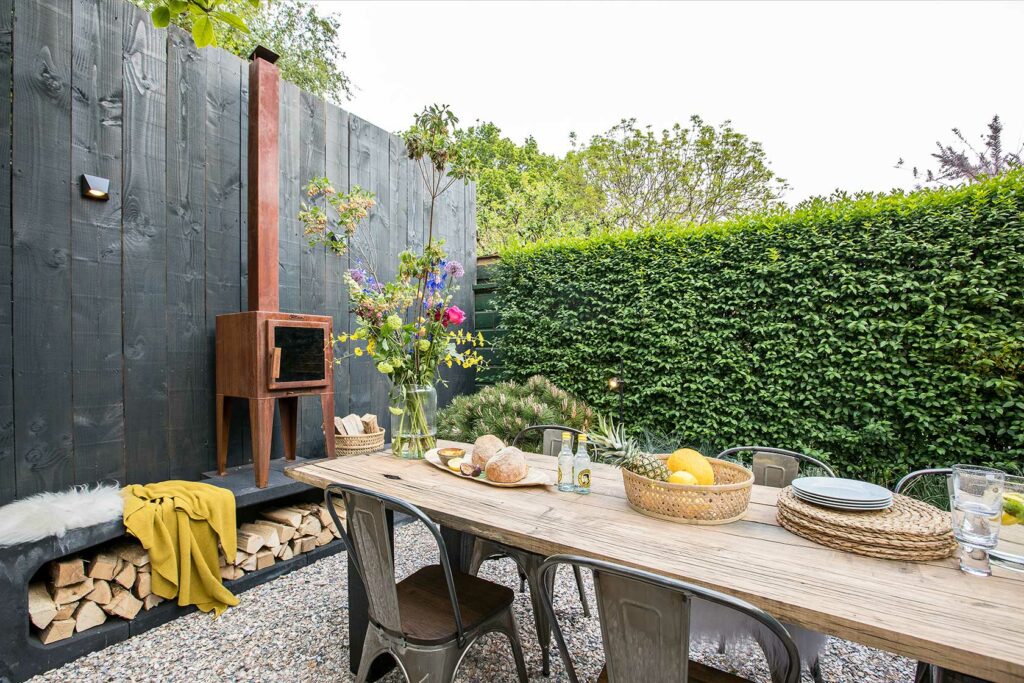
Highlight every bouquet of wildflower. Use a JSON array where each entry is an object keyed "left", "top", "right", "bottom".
[{"left": 339, "top": 240, "right": 484, "bottom": 457}]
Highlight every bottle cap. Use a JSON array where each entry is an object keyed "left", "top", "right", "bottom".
[
  {"left": 578, "top": 434, "right": 587, "bottom": 443},
  {"left": 562, "top": 431, "right": 571, "bottom": 440}
]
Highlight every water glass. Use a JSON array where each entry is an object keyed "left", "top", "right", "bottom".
[{"left": 950, "top": 464, "right": 1004, "bottom": 576}]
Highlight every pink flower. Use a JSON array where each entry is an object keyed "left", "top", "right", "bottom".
[{"left": 443, "top": 305, "right": 466, "bottom": 326}]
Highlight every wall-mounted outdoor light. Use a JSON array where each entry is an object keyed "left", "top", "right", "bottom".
[{"left": 80, "top": 174, "right": 110, "bottom": 201}]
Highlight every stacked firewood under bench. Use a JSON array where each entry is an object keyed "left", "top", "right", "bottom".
[{"left": 27, "top": 501, "right": 346, "bottom": 645}]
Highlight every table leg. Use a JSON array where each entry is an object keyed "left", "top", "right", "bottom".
[
  {"left": 441, "top": 526, "right": 472, "bottom": 573},
  {"left": 349, "top": 509, "right": 395, "bottom": 679}
]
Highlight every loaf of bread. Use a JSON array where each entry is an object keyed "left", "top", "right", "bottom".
[
  {"left": 472, "top": 434, "right": 505, "bottom": 468},
  {"left": 485, "top": 446, "right": 528, "bottom": 484}
]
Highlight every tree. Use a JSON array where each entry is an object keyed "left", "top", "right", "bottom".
[
  {"left": 897, "top": 115, "right": 1022, "bottom": 187},
  {"left": 566, "top": 117, "right": 788, "bottom": 229},
  {"left": 455, "top": 122, "right": 606, "bottom": 253},
  {"left": 135, "top": 0, "right": 352, "bottom": 101}
]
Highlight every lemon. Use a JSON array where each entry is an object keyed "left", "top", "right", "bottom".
[
  {"left": 668, "top": 470, "right": 699, "bottom": 486},
  {"left": 666, "top": 448, "right": 715, "bottom": 486},
  {"left": 1002, "top": 512, "right": 1018, "bottom": 526},
  {"left": 447, "top": 457, "right": 463, "bottom": 472}
]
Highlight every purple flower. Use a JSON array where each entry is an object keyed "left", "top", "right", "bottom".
[
  {"left": 348, "top": 268, "right": 367, "bottom": 284},
  {"left": 444, "top": 260, "right": 465, "bottom": 278}
]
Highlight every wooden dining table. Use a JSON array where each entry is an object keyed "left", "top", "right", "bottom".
[{"left": 286, "top": 442, "right": 1024, "bottom": 683}]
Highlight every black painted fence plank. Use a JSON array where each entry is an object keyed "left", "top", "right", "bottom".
[
  {"left": 71, "top": 0, "right": 125, "bottom": 486},
  {"left": 121, "top": 4, "right": 168, "bottom": 486},
  {"left": 0, "top": 0, "right": 14, "bottom": 504},
  {"left": 325, "top": 103, "right": 350, "bottom": 422},
  {"left": 12, "top": 0, "right": 74, "bottom": 496}
]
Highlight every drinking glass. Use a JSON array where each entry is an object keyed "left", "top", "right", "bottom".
[
  {"left": 991, "top": 474, "right": 1024, "bottom": 572},
  {"left": 949, "top": 464, "right": 1004, "bottom": 576}
]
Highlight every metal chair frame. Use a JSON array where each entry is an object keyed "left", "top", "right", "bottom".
[
  {"left": 326, "top": 483, "right": 528, "bottom": 683},
  {"left": 894, "top": 468, "right": 953, "bottom": 496},
  {"left": 471, "top": 423, "right": 591, "bottom": 676},
  {"left": 539, "top": 554, "right": 801, "bottom": 683},
  {"left": 717, "top": 446, "right": 836, "bottom": 488}
]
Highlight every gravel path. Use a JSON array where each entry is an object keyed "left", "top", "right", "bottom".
[{"left": 32, "top": 524, "right": 915, "bottom": 683}]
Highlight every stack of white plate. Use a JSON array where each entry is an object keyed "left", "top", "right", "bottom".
[{"left": 791, "top": 477, "right": 893, "bottom": 511}]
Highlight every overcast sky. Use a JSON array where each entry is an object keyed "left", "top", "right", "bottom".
[{"left": 314, "top": 1, "right": 1024, "bottom": 205}]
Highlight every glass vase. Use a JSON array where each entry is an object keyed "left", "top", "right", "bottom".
[{"left": 390, "top": 383, "right": 437, "bottom": 459}]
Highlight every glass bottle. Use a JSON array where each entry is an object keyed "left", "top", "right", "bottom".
[
  {"left": 573, "top": 433, "right": 592, "bottom": 495},
  {"left": 557, "top": 431, "right": 575, "bottom": 492}
]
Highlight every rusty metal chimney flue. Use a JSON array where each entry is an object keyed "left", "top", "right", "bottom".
[{"left": 247, "top": 47, "right": 281, "bottom": 312}]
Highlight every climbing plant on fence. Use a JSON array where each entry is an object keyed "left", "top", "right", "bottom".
[{"left": 494, "top": 172, "right": 1024, "bottom": 482}]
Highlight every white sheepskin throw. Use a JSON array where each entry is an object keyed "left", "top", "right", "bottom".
[{"left": 0, "top": 484, "right": 124, "bottom": 547}]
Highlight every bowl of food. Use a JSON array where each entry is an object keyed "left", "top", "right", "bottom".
[{"left": 437, "top": 447, "right": 466, "bottom": 467}]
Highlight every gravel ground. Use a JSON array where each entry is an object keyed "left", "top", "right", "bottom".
[{"left": 32, "top": 523, "right": 915, "bottom": 683}]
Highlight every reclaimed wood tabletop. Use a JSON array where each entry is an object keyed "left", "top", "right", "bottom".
[{"left": 287, "top": 441, "right": 1024, "bottom": 683}]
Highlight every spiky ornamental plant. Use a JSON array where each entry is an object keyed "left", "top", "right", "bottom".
[{"left": 437, "top": 376, "right": 593, "bottom": 448}]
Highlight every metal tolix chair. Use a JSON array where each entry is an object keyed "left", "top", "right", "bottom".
[
  {"left": 326, "top": 482, "right": 529, "bottom": 683},
  {"left": 538, "top": 554, "right": 801, "bottom": 683},
  {"left": 716, "top": 446, "right": 836, "bottom": 488},
  {"left": 467, "top": 424, "right": 592, "bottom": 677},
  {"left": 711, "top": 446, "right": 835, "bottom": 682}
]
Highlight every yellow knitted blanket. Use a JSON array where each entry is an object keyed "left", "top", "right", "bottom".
[{"left": 121, "top": 481, "right": 239, "bottom": 616}]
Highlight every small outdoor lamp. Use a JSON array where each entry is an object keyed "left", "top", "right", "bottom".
[
  {"left": 608, "top": 361, "right": 625, "bottom": 425},
  {"left": 80, "top": 174, "right": 110, "bottom": 201}
]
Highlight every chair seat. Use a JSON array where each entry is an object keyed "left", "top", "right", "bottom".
[
  {"left": 596, "top": 661, "right": 753, "bottom": 683},
  {"left": 396, "top": 565, "right": 515, "bottom": 645}
]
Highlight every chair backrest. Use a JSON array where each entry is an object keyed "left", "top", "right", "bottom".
[
  {"left": 511, "top": 424, "right": 585, "bottom": 454},
  {"left": 538, "top": 555, "right": 800, "bottom": 683},
  {"left": 717, "top": 446, "right": 836, "bottom": 488},
  {"left": 325, "top": 483, "right": 467, "bottom": 644},
  {"left": 894, "top": 468, "right": 953, "bottom": 507}
]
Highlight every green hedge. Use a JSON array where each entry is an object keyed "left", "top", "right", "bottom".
[{"left": 494, "top": 172, "right": 1024, "bottom": 482}]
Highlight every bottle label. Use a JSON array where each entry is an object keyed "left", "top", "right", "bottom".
[
  {"left": 576, "top": 469, "right": 591, "bottom": 488},
  {"left": 557, "top": 465, "right": 564, "bottom": 484}
]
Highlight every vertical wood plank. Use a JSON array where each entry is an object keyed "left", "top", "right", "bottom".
[
  {"left": 298, "top": 91, "right": 326, "bottom": 456},
  {"left": 232, "top": 55, "right": 250, "bottom": 464},
  {"left": 12, "top": 0, "right": 74, "bottom": 495},
  {"left": 205, "top": 47, "right": 241, "bottom": 470},
  {"left": 465, "top": 181, "right": 478, "bottom": 393},
  {"left": 71, "top": 0, "right": 124, "bottom": 486},
  {"left": 325, "top": 103, "right": 350, "bottom": 423},
  {"left": 277, "top": 81, "right": 300, "bottom": 313},
  {"left": 122, "top": 5, "right": 168, "bottom": 485},
  {"left": 165, "top": 26, "right": 208, "bottom": 480},
  {"left": 0, "top": 0, "right": 14, "bottom": 503}
]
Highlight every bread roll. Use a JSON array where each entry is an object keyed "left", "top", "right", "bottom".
[
  {"left": 472, "top": 434, "right": 505, "bottom": 468},
  {"left": 485, "top": 446, "right": 528, "bottom": 484}
]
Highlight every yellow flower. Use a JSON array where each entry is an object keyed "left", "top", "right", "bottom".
[
  {"left": 353, "top": 347, "right": 363, "bottom": 357},
  {"left": 366, "top": 338, "right": 376, "bottom": 355},
  {"left": 336, "top": 333, "right": 349, "bottom": 343}
]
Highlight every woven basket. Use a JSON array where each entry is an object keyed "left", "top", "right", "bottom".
[
  {"left": 334, "top": 428, "right": 385, "bottom": 457},
  {"left": 622, "top": 457, "right": 753, "bottom": 524}
]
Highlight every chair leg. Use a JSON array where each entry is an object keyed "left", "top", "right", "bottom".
[
  {"left": 495, "top": 606, "right": 530, "bottom": 683},
  {"left": 572, "top": 565, "right": 591, "bottom": 617},
  {"left": 519, "top": 569, "right": 528, "bottom": 593},
  {"left": 354, "top": 626, "right": 390, "bottom": 683},
  {"left": 398, "top": 639, "right": 465, "bottom": 683}
]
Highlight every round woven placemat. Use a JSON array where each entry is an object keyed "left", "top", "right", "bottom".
[{"left": 776, "top": 486, "right": 957, "bottom": 561}]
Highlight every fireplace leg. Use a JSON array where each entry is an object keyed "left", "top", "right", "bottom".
[
  {"left": 279, "top": 396, "right": 298, "bottom": 461},
  {"left": 320, "top": 391, "right": 335, "bottom": 458},
  {"left": 216, "top": 394, "right": 232, "bottom": 475},
  {"left": 250, "top": 398, "right": 275, "bottom": 488}
]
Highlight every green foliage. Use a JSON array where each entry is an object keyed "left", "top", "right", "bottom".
[
  {"left": 437, "top": 376, "right": 595, "bottom": 450},
  {"left": 133, "top": 0, "right": 352, "bottom": 101},
  {"left": 494, "top": 172, "right": 1024, "bottom": 484},
  {"left": 299, "top": 177, "right": 375, "bottom": 256}
]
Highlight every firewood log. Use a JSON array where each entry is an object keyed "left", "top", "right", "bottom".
[
  {"left": 28, "top": 583, "right": 57, "bottom": 630},
  {"left": 73, "top": 601, "right": 107, "bottom": 633},
  {"left": 279, "top": 544, "right": 294, "bottom": 561},
  {"left": 52, "top": 578, "right": 94, "bottom": 606},
  {"left": 87, "top": 553, "right": 119, "bottom": 581},
  {"left": 133, "top": 570, "right": 152, "bottom": 599},
  {"left": 298, "top": 516, "right": 322, "bottom": 538},
  {"left": 143, "top": 594, "right": 164, "bottom": 611},
  {"left": 115, "top": 542, "right": 151, "bottom": 568},
  {"left": 360, "top": 413, "right": 378, "bottom": 434},
  {"left": 315, "top": 528, "right": 333, "bottom": 547},
  {"left": 103, "top": 587, "right": 143, "bottom": 620},
  {"left": 85, "top": 579, "right": 113, "bottom": 606},
  {"left": 300, "top": 536, "right": 316, "bottom": 554},
  {"left": 53, "top": 601, "right": 79, "bottom": 621},
  {"left": 50, "top": 559, "right": 86, "bottom": 588},
  {"left": 240, "top": 522, "right": 280, "bottom": 549},
  {"left": 255, "top": 519, "right": 295, "bottom": 543},
  {"left": 236, "top": 530, "right": 265, "bottom": 555},
  {"left": 255, "top": 549, "right": 274, "bottom": 570},
  {"left": 233, "top": 550, "right": 250, "bottom": 567},
  {"left": 262, "top": 508, "right": 303, "bottom": 528},
  {"left": 273, "top": 542, "right": 287, "bottom": 559},
  {"left": 113, "top": 562, "right": 136, "bottom": 590},
  {"left": 219, "top": 565, "right": 242, "bottom": 581},
  {"left": 340, "top": 413, "right": 364, "bottom": 435},
  {"left": 38, "top": 619, "right": 76, "bottom": 644},
  {"left": 240, "top": 553, "right": 258, "bottom": 572},
  {"left": 315, "top": 505, "right": 334, "bottom": 529}
]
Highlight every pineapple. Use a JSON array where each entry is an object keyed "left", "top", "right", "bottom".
[{"left": 588, "top": 414, "right": 670, "bottom": 482}]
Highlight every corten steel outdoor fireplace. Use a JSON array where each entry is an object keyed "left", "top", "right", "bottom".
[{"left": 215, "top": 47, "right": 335, "bottom": 488}]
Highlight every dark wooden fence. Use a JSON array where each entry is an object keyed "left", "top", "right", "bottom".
[{"left": 0, "top": 0, "right": 477, "bottom": 505}]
